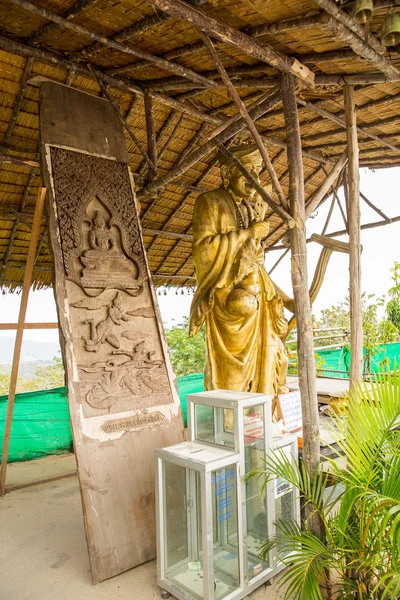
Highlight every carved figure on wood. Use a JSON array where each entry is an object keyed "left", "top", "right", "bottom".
[
  {"left": 189, "top": 145, "right": 290, "bottom": 395},
  {"left": 81, "top": 210, "right": 136, "bottom": 288}
]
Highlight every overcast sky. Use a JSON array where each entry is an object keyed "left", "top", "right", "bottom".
[{"left": 0, "top": 166, "right": 399, "bottom": 349}]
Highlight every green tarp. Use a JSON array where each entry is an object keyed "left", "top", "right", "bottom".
[
  {"left": 0, "top": 386, "right": 72, "bottom": 463},
  {"left": 2, "top": 341, "right": 400, "bottom": 463}
]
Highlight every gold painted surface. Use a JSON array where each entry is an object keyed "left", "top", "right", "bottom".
[{"left": 189, "top": 146, "right": 289, "bottom": 395}]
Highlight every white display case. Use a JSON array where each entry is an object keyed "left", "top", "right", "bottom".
[
  {"left": 155, "top": 441, "right": 243, "bottom": 600},
  {"left": 155, "top": 391, "right": 301, "bottom": 600}
]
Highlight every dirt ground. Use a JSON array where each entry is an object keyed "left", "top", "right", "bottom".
[{"left": 1, "top": 454, "right": 288, "bottom": 600}]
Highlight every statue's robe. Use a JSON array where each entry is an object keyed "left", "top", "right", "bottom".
[{"left": 189, "top": 188, "right": 288, "bottom": 395}]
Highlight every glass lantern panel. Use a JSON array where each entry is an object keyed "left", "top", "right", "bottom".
[
  {"left": 243, "top": 405, "right": 269, "bottom": 579},
  {"left": 211, "top": 465, "right": 241, "bottom": 600},
  {"left": 163, "top": 461, "right": 204, "bottom": 600},
  {"left": 275, "top": 490, "right": 294, "bottom": 559},
  {"left": 194, "top": 404, "right": 234, "bottom": 449},
  {"left": 274, "top": 444, "right": 295, "bottom": 561}
]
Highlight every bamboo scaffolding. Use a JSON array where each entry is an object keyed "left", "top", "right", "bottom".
[{"left": 0, "top": 188, "right": 46, "bottom": 496}]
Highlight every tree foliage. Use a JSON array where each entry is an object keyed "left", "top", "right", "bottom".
[
  {"left": 0, "top": 356, "right": 65, "bottom": 395},
  {"left": 386, "top": 261, "right": 400, "bottom": 331},
  {"left": 164, "top": 317, "right": 206, "bottom": 377},
  {"left": 316, "top": 293, "right": 398, "bottom": 373}
]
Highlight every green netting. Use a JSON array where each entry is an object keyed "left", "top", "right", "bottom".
[
  {"left": 315, "top": 341, "right": 400, "bottom": 379},
  {"left": 3, "top": 342, "right": 400, "bottom": 463},
  {"left": 0, "top": 387, "right": 72, "bottom": 463},
  {"left": 176, "top": 373, "right": 204, "bottom": 426}
]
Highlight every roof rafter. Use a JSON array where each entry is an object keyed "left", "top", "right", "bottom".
[{"left": 143, "top": 0, "right": 315, "bottom": 85}]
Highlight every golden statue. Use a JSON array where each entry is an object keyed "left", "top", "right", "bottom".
[{"left": 189, "top": 145, "right": 290, "bottom": 395}]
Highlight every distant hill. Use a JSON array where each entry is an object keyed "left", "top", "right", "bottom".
[{"left": 0, "top": 336, "right": 61, "bottom": 364}]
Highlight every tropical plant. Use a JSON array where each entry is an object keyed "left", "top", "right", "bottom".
[
  {"left": 246, "top": 372, "right": 400, "bottom": 599},
  {"left": 165, "top": 316, "right": 206, "bottom": 377},
  {"left": 387, "top": 261, "right": 400, "bottom": 332}
]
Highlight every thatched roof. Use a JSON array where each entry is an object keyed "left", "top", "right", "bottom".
[{"left": 1, "top": 0, "right": 400, "bottom": 291}]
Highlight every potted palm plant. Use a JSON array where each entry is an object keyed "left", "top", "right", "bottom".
[{"left": 246, "top": 371, "right": 400, "bottom": 599}]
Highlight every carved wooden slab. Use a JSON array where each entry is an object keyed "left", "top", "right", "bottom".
[{"left": 40, "top": 82, "right": 184, "bottom": 584}]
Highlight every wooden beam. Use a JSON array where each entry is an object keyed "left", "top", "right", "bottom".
[
  {"left": 321, "top": 14, "right": 399, "bottom": 80},
  {"left": 0, "top": 153, "right": 40, "bottom": 168},
  {"left": 144, "top": 90, "right": 157, "bottom": 180},
  {"left": 143, "top": 0, "right": 315, "bottom": 85},
  {"left": 249, "top": 13, "right": 322, "bottom": 37},
  {"left": 297, "top": 97, "right": 400, "bottom": 155},
  {"left": 0, "top": 169, "right": 37, "bottom": 283},
  {"left": 305, "top": 151, "right": 348, "bottom": 218},
  {"left": 8, "top": 0, "right": 218, "bottom": 90},
  {"left": 281, "top": 73, "right": 320, "bottom": 494},
  {"left": 70, "top": 13, "right": 169, "bottom": 61},
  {"left": 344, "top": 85, "right": 363, "bottom": 390},
  {"left": 199, "top": 32, "right": 288, "bottom": 211},
  {"left": 313, "top": 0, "right": 386, "bottom": 54},
  {"left": 360, "top": 191, "right": 391, "bottom": 221},
  {"left": 3, "top": 57, "right": 34, "bottom": 147},
  {"left": 0, "top": 34, "right": 220, "bottom": 125},
  {"left": 0, "top": 322, "right": 58, "bottom": 330},
  {"left": 29, "top": 0, "right": 96, "bottom": 45},
  {"left": 90, "top": 70, "right": 156, "bottom": 172},
  {"left": 137, "top": 89, "right": 283, "bottom": 200},
  {"left": 0, "top": 188, "right": 46, "bottom": 497}
]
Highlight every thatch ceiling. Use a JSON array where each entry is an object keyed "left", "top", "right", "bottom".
[{"left": 0, "top": 0, "right": 400, "bottom": 291}]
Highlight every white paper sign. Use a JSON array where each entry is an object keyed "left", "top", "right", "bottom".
[{"left": 278, "top": 391, "right": 302, "bottom": 432}]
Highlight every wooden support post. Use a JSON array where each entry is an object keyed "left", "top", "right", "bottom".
[
  {"left": 0, "top": 187, "right": 46, "bottom": 496},
  {"left": 344, "top": 85, "right": 363, "bottom": 391},
  {"left": 144, "top": 90, "right": 157, "bottom": 180},
  {"left": 281, "top": 73, "right": 320, "bottom": 486}
]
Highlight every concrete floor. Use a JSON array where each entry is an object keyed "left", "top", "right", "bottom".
[{"left": 1, "top": 454, "right": 287, "bottom": 600}]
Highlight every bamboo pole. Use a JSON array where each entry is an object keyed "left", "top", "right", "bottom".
[
  {"left": 0, "top": 188, "right": 46, "bottom": 496},
  {"left": 305, "top": 151, "right": 348, "bottom": 218},
  {"left": 281, "top": 73, "right": 320, "bottom": 488},
  {"left": 144, "top": 90, "right": 157, "bottom": 180},
  {"left": 199, "top": 32, "right": 289, "bottom": 211},
  {"left": 344, "top": 85, "right": 363, "bottom": 391}
]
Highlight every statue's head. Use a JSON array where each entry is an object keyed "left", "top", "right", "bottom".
[
  {"left": 93, "top": 212, "right": 106, "bottom": 229},
  {"left": 218, "top": 145, "right": 263, "bottom": 200}
]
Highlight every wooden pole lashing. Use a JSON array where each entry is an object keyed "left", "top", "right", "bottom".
[
  {"left": 344, "top": 85, "right": 363, "bottom": 391},
  {"left": 0, "top": 187, "right": 46, "bottom": 496},
  {"left": 281, "top": 72, "right": 320, "bottom": 494}
]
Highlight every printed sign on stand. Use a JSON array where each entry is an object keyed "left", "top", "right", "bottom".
[{"left": 277, "top": 391, "right": 302, "bottom": 432}]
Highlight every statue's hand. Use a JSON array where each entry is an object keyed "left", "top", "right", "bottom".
[{"left": 251, "top": 221, "right": 270, "bottom": 239}]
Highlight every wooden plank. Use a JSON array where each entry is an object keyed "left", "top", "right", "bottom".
[
  {"left": 0, "top": 322, "right": 58, "bottom": 330},
  {"left": 344, "top": 85, "right": 363, "bottom": 391},
  {"left": 0, "top": 188, "right": 46, "bottom": 497},
  {"left": 40, "top": 82, "right": 184, "bottom": 583}
]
